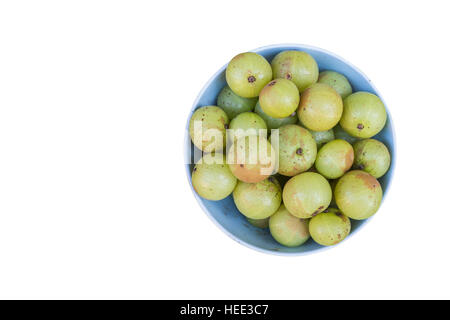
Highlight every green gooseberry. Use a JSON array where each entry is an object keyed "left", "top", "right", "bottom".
[
  {"left": 315, "top": 139, "right": 354, "bottom": 179},
  {"left": 192, "top": 153, "right": 237, "bottom": 201},
  {"left": 299, "top": 83, "right": 343, "bottom": 131},
  {"left": 318, "top": 71, "right": 352, "bottom": 99},
  {"left": 229, "top": 112, "right": 267, "bottom": 140},
  {"left": 226, "top": 52, "right": 272, "bottom": 98},
  {"left": 269, "top": 204, "right": 310, "bottom": 247},
  {"left": 309, "top": 208, "right": 351, "bottom": 246},
  {"left": 216, "top": 85, "right": 257, "bottom": 119},
  {"left": 282, "top": 172, "right": 332, "bottom": 218},
  {"left": 271, "top": 50, "right": 319, "bottom": 92},
  {"left": 233, "top": 176, "right": 281, "bottom": 219},
  {"left": 227, "top": 135, "right": 276, "bottom": 183},
  {"left": 189, "top": 106, "right": 228, "bottom": 152},
  {"left": 335, "top": 170, "right": 383, "bottom": 220},
  {"left": 259, "top": 78, "right": 300, "bottom": 118},
  {"left": 340, "top": 92, "right": 387, "bottom": 138},
  {"left": 271, "top": 124, "right": 317, "bottom": 176},
  {"left": 353, "top": 139, "right": 391, "bottom": 178},
  {"left": 308, "top": 128, "right": 335, "bottom": 149}
]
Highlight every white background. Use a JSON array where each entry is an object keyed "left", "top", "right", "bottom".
[{"left": 0, "top": 0, "right": 449, "bottom": 299}]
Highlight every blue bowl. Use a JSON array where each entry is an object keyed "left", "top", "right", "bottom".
[{"left": 184, "top": 44, "right": 396, "bottom": 256}]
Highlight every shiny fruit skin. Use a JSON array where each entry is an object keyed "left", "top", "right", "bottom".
[
  {"left": 271, "top": 51, "right": 319, "bottom": 92},
  {"left": 315, "top": 139, "right": 354, "bottom": 179},
  {"left": 226, "top": 52, "right": 272, "bottom": 98},
  {"left": 272, "top": 124, "right": 317, "bottom": 176},
  {"left": 229, "top": 112, "right": 267, "bottom": 139},
  {"left": 298, "top": 83, "right": 343, "bottom": 131},
  {"left": 353, "top": 139, "right": 391, "bottom": 178},
  {"left": 192, "top": 153, "right": 237, "bottom": 201},
  {"left": 309, "top": 208, "right": 351, "bottom": 246},
  {"left": 227, "top": 135, "right": 276, "bottom": 183},
  {"left": 216, "top": 85, "right": 257, "bottom": 119},
  {"left": 233, "top": 177, "right": 282, "bottom": 219},
  {"left": 335, "top": 170, "right": 383, "bottom": 220},
  {"left": 259, "top": 79, "right": 300, "bottom": 118},
  {"left": 318, "top": 71, "right": 353, "bottom": 99},
  {"left": 340, "top": 92, "right": 387, "bottom": 138},
  {"left": 308, "top": 128, "right": 335, "bottom": 149},
  {"left": 282, "top": 172, "right": 332, "bottom": 218},
  {"left": 269, "top": 204, "right": 310, "bottom": 247},
  {"left": 247, "top": 217, "right": 269, "bottom": 229},
  {"left": 189, "top": 106, "right": 229, "bottom": 152},
  {"left": 228, "top": 112, "right": 267, "bottom": 146},
  {"left": 333, "top": 123, "right": 360, "bottom": 144},
  {"left": 254, "top": 101, "right": 298, "bottom": 130}
]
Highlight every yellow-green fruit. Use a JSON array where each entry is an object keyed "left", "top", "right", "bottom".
[
  {"left": 333, "top": 123, "right": 360, "bottom": 145},
  {"left": 335, "top": 170, "right": 383, "bottom": 220},
  {"left": 247, "top": 217, "right": 269, "bottom": 229},
  {"left": 226, "top": 52, "right": 272, "bottom": 98},
  {"left": 308, "top": 129, "right": 335, "bottom": 149},
  {"left": 315, "top": 139, "right": 354, "bottom": 179},
  {"left": 192, "top": 154, "right": 237, "bottom": 201},
  {"left": 271, "top": 51, "right": 319, "bottom": 92},
  {"left": 318, "top": 71, "right": 353, "bottom": 99},
  {"left": 233, "top": 177, "right": 282, "bottom": 219},
  {"left": 282, "top": 172, "right": 332, "bottom": 218},
  {"left": 340, "top": 92, "right": 387, "bottom": 138},
  {"left": 189, "top": 106, "right": 229, "bottom": 152},
  {"left": 259, "top": 79, "right": 300, "bottom": 118},
  {"left": 216, "top": 85, "right": 258, "bottom": 119},
  {"left": 298, "top": 83, "right": 343, "bottom": 131},
  {"left": 269, "top": 204, "right": 310, "bottom": 247},
  {"left": 227, "top": 135, "right": 276, "bottom": 183},
  {"left": 272, "top": 124, "right": 317, "bottom": 176},
  {"left": 309, "top": 208, "right": 351, "bottom": 246},
  {"left": 353, "top": 139, "right": 391, "bottom": 178},
  {"left": 229, "top": 112, "right": 267, "bottom": 140},
  {"left": 254, "top": 101, "right": 298, "bottom": 130}
]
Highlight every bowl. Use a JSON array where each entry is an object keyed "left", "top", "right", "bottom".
[{"left": 184, "top": 44, "right": 396, "bottom": 256}]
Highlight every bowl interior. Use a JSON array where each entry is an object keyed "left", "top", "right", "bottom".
[{"left": 185, "top": 44, "right": 395, "bottom": 255}]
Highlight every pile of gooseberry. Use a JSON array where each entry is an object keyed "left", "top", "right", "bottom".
[{"left": 189, "top": 50, "right": 390, "bottom": 247}]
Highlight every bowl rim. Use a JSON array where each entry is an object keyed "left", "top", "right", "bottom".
[{"left": 183, "top": 43, "right": 396, "bottom": 256}]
